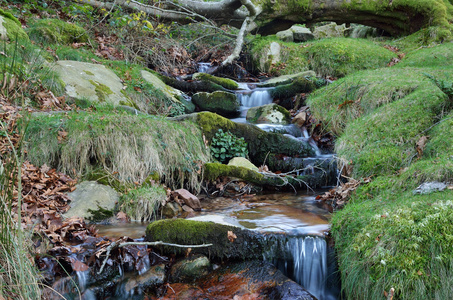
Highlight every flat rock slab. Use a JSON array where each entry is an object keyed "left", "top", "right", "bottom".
[
  {"left": 54, "top": 60, "right": 129, "bottom": 105},
  {"left": 65, "top": 181, "right": 119, "bottom": 220},
  {"left": 258, "top": 71, "right": 316, "bottom": 87}
]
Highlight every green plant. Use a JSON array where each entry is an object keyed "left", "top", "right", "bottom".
[
  {"left": 118, "top": 186, "right": 166, "bottom": 222},
  {"left": 424, "top": 73, "right": 453, "bottom": 99},
  {"left": 210, "top": 129, "right": 248, "bottom": 164}
]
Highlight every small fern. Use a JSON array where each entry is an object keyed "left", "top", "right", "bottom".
[{"left": 424, "top": 73, "right": 453, "bottom": 99}]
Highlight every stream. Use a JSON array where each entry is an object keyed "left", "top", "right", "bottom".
[{"left": 45, "top": 74, "right": 340, "bottom": 299}]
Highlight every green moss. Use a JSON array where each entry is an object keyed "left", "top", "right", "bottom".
[
  {"left": 204, "top": 162, "right": 285, "bottom": 186},
  {"left": 389, "top": 27, "right": 453, "bottom": 53},
  {"left": 250, "top": 36, "right": 395, "bottom": 77},
  {"left": 332, "top": 181, "right": 453, "bottom": 299},
  {"left": 0, "top": 13, "right": 29, "bottom": 42},
  {"left": 83, "top": 70, "right": 95, "bottom": 76},
  {"left": 196, "top": 112, "right": 315, "bottom": 165},
  {"left": 192, "top": 91, "right": 240, "bottom": 117},
  {"left": 395, "top": 42, "right": 453, "bottom": 68},
  {"left": 270, "top": 76, "right": 315, "bottom": 99},
  {"left": 87, "top": 205, "right": 114, "bottom": 222},
  {"left": 89, "top": 80, "right": 113, "bottom": 102},
  {"left": 193, "top": 73, "right": 239, "bottom": 90},
  {"left": 0, "top": 9, "right": 21, "bottom": 26},
  {"left": 28, "top": 19, "right": 89, "bottom": 45},
  {"left": 145, "top": 219, "right": 267, "bottom": 261}
]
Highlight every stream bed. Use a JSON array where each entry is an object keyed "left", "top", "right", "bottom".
[{"left": 97, "top": 191, "right": 340, "bottom": 299}]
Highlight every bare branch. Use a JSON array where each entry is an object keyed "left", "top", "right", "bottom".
[{"left": 97, "top": 240, "right": 213, "bottom": 274}]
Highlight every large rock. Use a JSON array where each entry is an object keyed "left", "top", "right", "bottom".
[
  {"left": 169, "top": 255, "right": 211, "bottom": 283},
  {"left": 291, "top": 25, "right": 314, "bottom": 42},
  {"left": 0, "top": 11, "right": 28, "bottom": 41},
  {"left": 54, "top": 60, "right": 131, "bottom": 106},
  {"left": 192, "top": 91, "right": 240, "bottom": 117},
  {"left": 276, "top": 28, "right": 294, "bottom": 42},
  {"left": 258, "top": 71, "right": 316, "bottom": 87},
  {"left": 192, "top": 73, "right": 239, "bottom": 90},
  {"left": 258, "top": 41, "right": 281, "bottom": 72},
  {"left": 276, "top": 25, "right": 314, "bottom": 43},
  {"left": 246, "top": 103, "right": 291, "bottom": 125},
  {"left": 141, "top": 70, "right": 187, "bottom": 104},
  {"left": 65, "top": 181, "right": 119, "bottom": 221},
  {"left": 313, "top": 22, "right": 349, "bottom": 39},
  {"left": 227, "top": 157, "right": 259, "bottom": 172}
]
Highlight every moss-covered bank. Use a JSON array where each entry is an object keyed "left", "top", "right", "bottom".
[
  {"left": 24, "top": 107, "right": 210, "bottom": 191},
  {"left": 309, "top": 42, "right": 453, "bottom": 299}
]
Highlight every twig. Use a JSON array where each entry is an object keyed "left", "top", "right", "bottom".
[{"left": 97, "top": 240, "right": 213, "bottom": 274}]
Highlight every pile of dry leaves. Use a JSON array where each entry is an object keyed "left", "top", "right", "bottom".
[{"left": 316, "top": 177, "right": 371, "bottom": 211}]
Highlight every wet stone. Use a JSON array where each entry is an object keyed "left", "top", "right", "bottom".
[{"left": 169, "top": 255, "right": 211, "bottom": 283}]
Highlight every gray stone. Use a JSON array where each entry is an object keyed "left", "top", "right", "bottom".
[
  {"left": 169, "top": 255, "right": 211, "bottom": 283},
  {"left": 313, "top": 22, "right": 348, "bottom": 39},
  {"left": 246, "top": 103, "right": 291, "bottom": 125},
  {"left": 228, "top": 157, "right": 259, "bottom": 172},
  {"left": 54, "top": 60, "right": 130, "bottom": 106},
  {"left": 65, "top": 181, "right": 119, "bottom": 220},
  {"left": 291, "top": 25, "right": 314, "bottom": 42},
  {"left": 258, "top": 42, "right": 282, "bottom": 73},
  {"left": 276, "top": 29, "right": 294, "bottom": 42},
  {"left": 413, "top": 182, "right": 447, "bottom": 195},
  {"left": 192, "top": 91, "right": 240, "bottom": 117},
  {"left": 258, "top": 71, "right": 316, "bottom": 87}
]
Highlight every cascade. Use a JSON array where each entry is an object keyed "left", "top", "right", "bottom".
[
  {"left": 265, "top": 235, "right": 337, "bottom": 300},
  {"left": 197, "top": 62, "right": 213, "bottom": 73}
]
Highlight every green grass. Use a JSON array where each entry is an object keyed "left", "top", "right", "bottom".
[
  {"left": 27, "top": 18, "right": 89, "bottom": 45},
  {"left": 23, "top": 106, "right": 211, "bottom": 191},
  {"left": 306, "top": 39, "right": 453, "bottom": 299},
  {"left": 118, "top": 185, "right": 166, "bottom": 222}
]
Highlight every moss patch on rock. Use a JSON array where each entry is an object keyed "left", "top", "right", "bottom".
[
  {"left": 145, "top": 219, "right": 268, "bottom": 261},
  {"left": 28, "top": 19, "right": 89, "bottom": 45},
  {"left": 0, "top": 10, "right": 29, "bottom": 41},
  {"left": 195, "top": 112, "right": 315, "bottom": 166},
  {"left": 192, "top": 91, "right": 240, "bottom": 117},
  {"left": 193, "top": 73, "right": 239, "bottom": 90}
]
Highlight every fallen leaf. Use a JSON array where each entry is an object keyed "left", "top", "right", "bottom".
[{"left": 227, "top": 231, "right": 237, "bottom": 242}]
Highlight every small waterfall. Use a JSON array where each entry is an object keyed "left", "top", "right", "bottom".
[
  {"left": 76, "top": 270, "right": 90, "bottom": 291},
  {"left": 265, "top": 235, "right": 335, "bottom": 300},
  {"left": 197, "top": 62, "right": 213, "bottom": 73},
  {"left": 238, "top": 89, "right": 273, "bottom": 108}
]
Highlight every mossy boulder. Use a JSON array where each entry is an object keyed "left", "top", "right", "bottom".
[
  {"left": 276, "top": 29, "right": 294, "bottom": 42},
  {"left": 28, "top": 19, "right": 88, "bottom": 44},
  {"left": 145, "top": 219, "right": 268, "bottom": 260},
  {"left": 192, "top": 73, "right": 239, "bottom": 90},
  {"left": 0, "top": 10, "right": 29, "bottom": 42},
  {"left": 194, "top": 112, "right": 315, "bottom": 166},
  {"left": 204, "top": 163, "right": 286, "bottom": 186},
  {"left": 54, "top": 60, "right": 131, "bottom": 106},
  {"left": 246, "top": 103, "right": 291, "bottom": 125},
  {"left": 192, "top": 91, "right": 240, "bottom": 117},
  {"left": 141, "top": 70, "right": 192, "bottom": 111},
  {"left": 258, "top": 71, "right": 316, "bottom": 87},
  {"left": 269, "top": 76, "right": 316, "bottom": 99}
]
